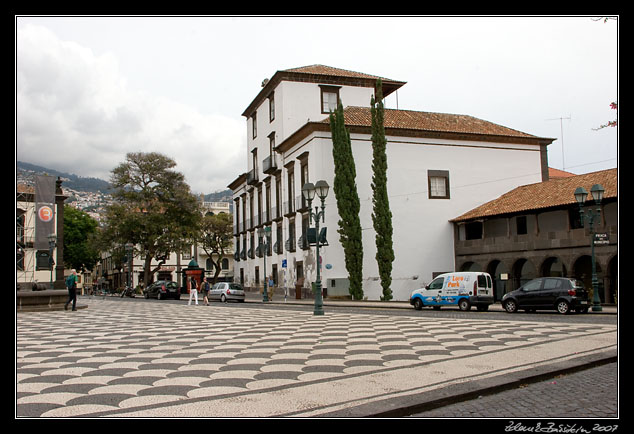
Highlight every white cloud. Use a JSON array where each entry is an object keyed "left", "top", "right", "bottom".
[{"left": 16, "top": 24, "right": 246, "bottom": 194}]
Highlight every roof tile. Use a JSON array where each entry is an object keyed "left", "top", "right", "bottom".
[{"left": 451, "top": 168, "right": 617, "bottom": 222}]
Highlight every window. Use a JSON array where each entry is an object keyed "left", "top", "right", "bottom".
[
  {"left": 252, "top": 112, "right": 257, "bottom": 139},
  {"left": 465, "top": 221, "right": 483, "bottom": 240},
  {"left": 516, "top": 216, "right": 527, "bottom": 235},
  {"left": 428, "top": 170, "right": 450, "bottom": 199},
  {"left": 269, "top": 93, "right": 275, "bottom": 122},
  {"left": 428, "top": 277, "right": 444, "bottom": 290},
  {"left": 543, "top": 278, "right": 564, "bottom": 290},
  {"left": 320, "top": 85, "right": 340, "bottom": 113},
  {"left": 523, "top": 279, "right": 543, "bottom": 291}
]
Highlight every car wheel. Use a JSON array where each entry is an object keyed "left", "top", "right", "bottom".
[
  {"left": 504, "top": 299, "right": 518, "bottom": 313},
  {"left": 556, "top": 300, "right": 570, "bottom": 314},
  {"left": 458, "top": 298, "right": 471, "bottom": 311},
  {"left": 221, "top": 294, "right": 227, "bottom": 303},
  {"left": 158, "top": 292, "right": 163, "bottom": 300},
  {"left": 413, "top": 298, "right": 424, "bottom": 310},
  {"left": 144, "top": 292, "right": 149, "bottom": 299}
]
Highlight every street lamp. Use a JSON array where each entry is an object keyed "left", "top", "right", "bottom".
[
  {"left": 302, "top": 180, "right": 329, "bottom": 316},
  {"left": 47, "top": 233, "right": 57, "bottom": 289},
  {"left": 574, "top": 183, "right": 605, "bottom": 312},
  {"left": 125, "top": 243, "right": 134, "bottom": 289},
  {"left": 258, "top": 225, "right": 271, "bottom": 302}
]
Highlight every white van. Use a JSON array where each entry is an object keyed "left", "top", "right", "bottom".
[{"left": 410, "top": 272, "right": 494, "bottom": 311}]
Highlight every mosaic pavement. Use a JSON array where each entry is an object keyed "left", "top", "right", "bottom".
[{"left": 16, "top": 297, "right": 617, "bottom": 417}]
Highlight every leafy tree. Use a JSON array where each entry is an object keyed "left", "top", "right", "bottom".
[
  {"left": 370, "top": 80, "right": 395, "bottom": 301},
  {"left": 97, "top": 152, "right": 201, "bottom": 288},
  {"left": 63, "top": 205, "right": 99, "bottom": 272},
  {"left": 198, "top": 212, "right": 233, "bottom": 284},
  {"left": 329, "top": 100, "right": 364, "bottom": 300}
]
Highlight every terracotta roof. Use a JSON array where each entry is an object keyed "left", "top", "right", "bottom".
[
  {"left": 242, "top": 65, "right": 406, "bottom": 117},
  {"left": 283, "top": 64, "right": 395, "bottom": 81},
  {"left": 451, "top": 168, "right": 618, "bottom": 222},
  {"left": 327, "top": 106, "right": 547, "bottom": 140},
  {"left": 548, "top": 167, "right": 576, "bottom": 178}
]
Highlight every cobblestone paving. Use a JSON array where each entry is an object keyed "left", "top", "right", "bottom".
[
  {"left": 410, "top": 362, "right": 618, "bottom": 418},
  {"left": 16, "top": 297, "right": 617, "bottom": 418}
]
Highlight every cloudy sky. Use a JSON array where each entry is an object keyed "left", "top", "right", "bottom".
[{"left": 16, "top": 16, "right": 618, "bottom": 194}]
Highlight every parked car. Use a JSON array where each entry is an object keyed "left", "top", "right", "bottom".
[
  {"left": 501, "top": 277, "right": 588, "bottom": 314},
  {"left": 209, "top": 282, "right": 245, "bottom": 303},
  {"left": 143, "top": 280, "right": 181, "bottom": 300},
  {"left": 410, "top": 272, "right": 494, "bottom": 311}
]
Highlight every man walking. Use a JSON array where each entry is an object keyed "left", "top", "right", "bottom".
[
  {"left": 64, "top": 269, "right": 78, "bottom": 311},
  {"left": 188, "top": 276, "right": 199, "bottom": 306}
]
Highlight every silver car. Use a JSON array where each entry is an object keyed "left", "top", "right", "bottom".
[{"left": 209, "top": 282, "right": 246, "bottom": 303}]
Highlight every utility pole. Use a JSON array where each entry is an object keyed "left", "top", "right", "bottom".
[{"left": 546, "top": 116, "right": 571, "bottom": 170}]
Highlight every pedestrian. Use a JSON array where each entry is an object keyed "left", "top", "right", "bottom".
[
  {"left": 64, "top": 269, "right": 78, "bottom": 311},
  {"left": 202, "top": 277, "right": 210, "bottom": 306},
  {"left": 188, "top": 276, "right": 199, "bottom": 305}
]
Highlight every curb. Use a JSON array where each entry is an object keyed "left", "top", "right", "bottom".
[{"left": 319, "top": 349, "right": 618, "bottom": 418}]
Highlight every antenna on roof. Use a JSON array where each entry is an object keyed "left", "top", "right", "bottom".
[{"left": 546, "top": 115, "right": 571, "bottom": 170}]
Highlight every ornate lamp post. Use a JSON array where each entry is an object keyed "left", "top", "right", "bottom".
[
  {"left": 574, "top": 183, "right": 605, "bottom": 312},
  {"left": 125, "top": 243, "right": 134, "bottom": 289},
  {"left": 258, "top": 225, "right": 271, "bottom": 302},
  {"left": 302, "top": 180, "right": 329, "bottom": 316}
]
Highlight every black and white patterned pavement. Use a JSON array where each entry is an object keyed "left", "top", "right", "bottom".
[{"left": 16, "top": 297, "right": 617, "bottom": 418}]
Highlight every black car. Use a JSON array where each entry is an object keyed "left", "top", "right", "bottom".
[
  {"left": 143, "top": 280, "right": 181, "bottom": 300},
  {"left": 501, "top": 277, "right": 589, "bottom": 314}
]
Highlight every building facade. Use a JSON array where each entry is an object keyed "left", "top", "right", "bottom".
[
  {"left": 451, "top": 168, "right": 618, "bottom": 304},
  {"left": 228, "top": 65, "right": 555, "bottom": 301}
]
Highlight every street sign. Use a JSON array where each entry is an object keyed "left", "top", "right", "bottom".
[{"left": 594, "top": 233, "right": 610, "bottom": 245}]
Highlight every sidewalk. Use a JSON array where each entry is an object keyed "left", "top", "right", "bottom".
[{"left": 244, "top": 290, "right": 618, "bottom": 314}]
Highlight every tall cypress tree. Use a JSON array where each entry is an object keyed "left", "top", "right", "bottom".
[
  {"left": 371, "top": 80, "right": 394, "bottom": 301},
  {"left": 329, "top": 100, "right": 364, "bottom": 300}
]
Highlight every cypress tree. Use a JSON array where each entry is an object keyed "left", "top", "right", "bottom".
[
  {"left": 371, "top": 80, "right": 394, "bottom": 301},
  {"left": 329, "top": 100, "right": 364, "bottom": 300}
]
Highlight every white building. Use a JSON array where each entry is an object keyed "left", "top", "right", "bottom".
[{"left": 228, "top": 65, "right": 555, "bottom": 301}]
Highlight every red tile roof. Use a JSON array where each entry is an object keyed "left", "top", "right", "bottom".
[
  {"left": 548, "top": 167, "right": 576, "bottom": 178},
  {"left": 242, "top": 65, "right": 406, "bottom": 117},
  {"left": 451, "top": 168, "right": 618, "bottom": 222},
  {"left": 336, "top": 106, "right": 543, "bottom": 140}
]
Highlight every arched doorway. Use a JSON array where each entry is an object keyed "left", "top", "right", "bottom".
[
  {"left": 487, "top": 260, "right": 509, "bottom": 301},
  {"left": 541, "top": 257, "right": 567, "bottom": 277},
  {"left": 511, "top": 258, "right": 537, "bottom": 291},
  {"left": 460, "top": 261, "right": 482, "bottom": 272},
  {"left": 572, "top": 255, "right": 604, "bottom": 303},
  {"left": 607, "top": 255, "right": 618, "bottom": 304}
]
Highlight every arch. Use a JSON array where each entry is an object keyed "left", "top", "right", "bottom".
[
  {"left": 607, "top": 255, "right": 618, "bottom": 304},
  {"left": 572, "top": 255, "right": 605, "bottom": 303},
  {"left": 460, "top": 261, "right": 482, "bottom": 272},
  {"left": 511, "top": 258, "right": 537, "bottom": 291},
  {"left": 486, "top": 259, "right": 509, "bottom": 301},
  {"left": 540, "top": 256, "right": 567, "bottom": 277}
]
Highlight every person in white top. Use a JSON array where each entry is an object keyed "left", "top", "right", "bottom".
[{"left": 188, "top": 276, "right": 199, "bottom": 305}]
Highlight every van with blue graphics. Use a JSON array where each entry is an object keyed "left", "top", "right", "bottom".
[{"left": 410, "top": 272, "right": 494, "bottom": 312}]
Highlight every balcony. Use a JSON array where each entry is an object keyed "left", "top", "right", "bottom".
[
  {"left": 263, "top": 155, "right": 278, "bottom": 174},
  {"left": 246, "top": 168, "right": 259, "bottom": 185}
]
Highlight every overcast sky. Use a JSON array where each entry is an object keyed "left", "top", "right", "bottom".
[{"left": 15, "top": 16, "right": 618, "bottom": 194}]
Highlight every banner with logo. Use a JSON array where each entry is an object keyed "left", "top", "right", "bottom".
[{"left": 34, "top": 175, "right": 56, "bottom": 250}]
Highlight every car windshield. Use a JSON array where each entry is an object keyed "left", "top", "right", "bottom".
[{"left": 229, "top": 284, "right": 243, "bottom": 290}]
